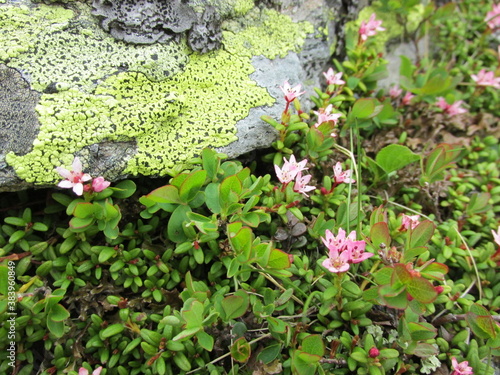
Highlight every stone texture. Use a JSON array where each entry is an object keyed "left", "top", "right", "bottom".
[{"left": 0, "top": 0, "right": 365, "bottom": 191}]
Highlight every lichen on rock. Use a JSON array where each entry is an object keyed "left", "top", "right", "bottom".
[{"left": 1, "top": 0, "right": 312, "bottom": 185}]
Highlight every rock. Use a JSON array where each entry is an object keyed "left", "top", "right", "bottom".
[{"left": 0, "top": 0, "right": 364, "bottom": 191}]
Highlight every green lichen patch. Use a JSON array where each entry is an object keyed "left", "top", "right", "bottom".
[
  {"left": 3, "top": 2, "right": 312, "bottom": 184},
  {"left": 223, "top": 8, "right": 314, "bottom": 59},
  {"left": 0, "top": 4, "right": 190, "bottom": 92}
]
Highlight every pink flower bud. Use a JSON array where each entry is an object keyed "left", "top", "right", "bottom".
[
  {"left": 92, "top": 177, "right": 111, "bottom": 192},
  {"left": 369, "top": 347, "right": 380, "bottom": 358}
]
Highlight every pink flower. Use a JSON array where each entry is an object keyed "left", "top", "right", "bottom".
[
  {"left": 79, "top": 367, "right": 103, "bottom": 375},
  {"left": 56, "top": 157, "right": 92, "bottom": 196},
  {"left": 470, "top": 69, "right": 500, "bottom": 89},
  {"left": 401, "top": 92, "right": 415, "bottom": 106},
  {"left": 389, "top": 85, "right": 403, "bottom": 99},
  {"left": 322, "top": 247, "right": 352, "bottom": 273},
  {"left": 293, "top": 172, "right": 315, "bottom": 197},
  {"left": 333, "top": 162, "right": 355, "bottom": 184},
  {"left": 321, "top": 228, "right": 354, "bottom": 251},
  {"left": 359, "top": 13, "right": 385, "bottom": 41},
  {"left": 492, "top": 227, "right": 500, "bottom": 247},
  {"left": 274, "top": 155, "right": 308, "bottom": 184},
  {"left": 347, "top": 240, "right": 373, "bottom": 263},
  {"left": 401, "top": 214, "right": 420, "bottom": 230},
  {"left": 280, "top": 81, "right": 306, "bottom": 103},
  {"left": 323, "top": 68, "right": 345, "bottom": 86},
  {"left": 92, "top": 177, "right": 111, "bottom": 192},
  {"left": 313, "top": 104, "right": 342, "bottom": 127},
  {"left": 451, "top": 357, "right": 473, "bottom": 375},
  {"left": 435, "top": 97, "right": 468, "bottom": 116},
  {"left": 486, "top": 3, "right": 500, "bottom": 30}
]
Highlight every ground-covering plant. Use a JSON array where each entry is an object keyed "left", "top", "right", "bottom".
[{"left": 1, "top": 1, "right": 499, "bottom": 375}]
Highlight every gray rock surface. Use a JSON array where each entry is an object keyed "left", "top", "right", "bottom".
[{"left": 0, "top": 0, "right": 366, "bottom": 192}]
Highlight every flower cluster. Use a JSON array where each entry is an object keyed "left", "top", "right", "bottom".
[
  {"left": 359, "top": 13, "right": 385, "bottom": 42},
  {"left": 471, "top": 69, "right": 500, "bottom": 89},
  {"left": 274, "top": 155, "right": 315, "bottom": 196},
  {"left": 56, "top": 157, "right": 110, "bottom": 196},
  {"left": 435, "top": 97, "right": 468, "bottom": 116},
  {"left": 321, "top": 228, "right": 374, "bottom": 273}
]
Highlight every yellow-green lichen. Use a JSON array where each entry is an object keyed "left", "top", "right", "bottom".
[{"left": 3, "top": 2, "right": 312, "bottom": 184}]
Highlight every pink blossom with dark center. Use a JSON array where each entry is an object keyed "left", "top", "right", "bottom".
[
  {"left": 436, "top": 97, "right": 468, "bottom": 116},
  {"left": 389, "top": 85, "right": 403, "bottom": 99},
  {"left": 401, "top": 214, "right": 420, "bottom": 230},
  {"left": 274, "top": 155, "right": 308, "bottom": 184},
  {"left": 79, "top": 367, "right": 103, "bottom": 375},
  {"left": 313, "top": 105, "right": 342, "bottom": 127},
  {"left": 323, "top": 68, "right": 345, "bottom": 86},
  {"left": 56, "top": 157, "right": 92, "bottom": 196},
  {"left": 333, "top": 162, "right": 355, "bottom": 184},
  {"left": 293, "top": 172, "right": 315, "bottom": 197},
  {"left": 492, "top": 227, "right": 500, "bottom": 247},
  {"left": 280, "top": 81, "right": 306, "bottom": 103}
]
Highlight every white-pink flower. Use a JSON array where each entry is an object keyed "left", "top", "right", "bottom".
[
  {"left": 321, "top": 228, "right": 353, "bottom": 251},
  {"left": 323, "top": 68, "right": 345, "bottom": 86},
  {"left": 293, "top": 172, "right": 315, "bottom": 197},
  {"left": 401, "top": 214, "right": 420, "bottom": 231},
  {"left": 485, "top": 3, "right": 500, "bottom": 30},
  {"left": 79, "top": 366, "right": 103, "bottom": 375},
  {"left": 274, "top": 155, "right": 308, "bottom": 184},
  {"left": 322, "top": 247, "right": 352, "bottom": 273},
  {"left": 470, "top": 69, "right": 500, "bottom": 89},
  {"left": 401, "top": 92, "right": 415, "bottom": 106},
  {"left": 451, "top": 357, "right": 473, "bottom": 375},
  {"left": 492, "top": 227, "right": 500, "bottom": 247},
  {"left": 55, "top": 157, "right": 92, "bottom": 196},
  {"left": 389, "top": 85, "right": 403, "bottom": 99},
  {"left": 280, "top": 81, "right": 306, "bottom": 103},
  {"left": 313, "top": 104, "right": 342, "bottom": 127},
  {"left": 435, "top": 97, "right": 468, "bottom": 116},
  {"left": 92, "top": 176, "right": 111, "bottom": 192},
  {"left": 359, "top": 13, "right": 385, "bottom": 41},
  {"left": 333, "top": 162, "right": 355, "bottom": 184}
]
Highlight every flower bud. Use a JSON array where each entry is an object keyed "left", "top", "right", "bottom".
[{"left": 369, "top": 347, "right": 380, "bottom": 358}]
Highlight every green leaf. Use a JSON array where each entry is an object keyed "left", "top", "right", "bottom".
[
  {"left": 411, "top": 342, "right": 439, "bottom": 358},
  {"left": 301, "top": 335, "right": 324, "bottom": 357},
  {"left": 202, "top": 148, "right": 219, "bottom": 180},
  {"left": 196, "top": 330, "right": 214, "bottom": 351},
  {"left": 408, "top": 220, "right": 435, "bottom": 249},
  {"left": 222, "top": 290, "right": 249, "bottom": 321},
  {"left": 466, "top": 192, "right": 492, "bottom": 216},
  {"left": 375, "top": 144, "right": 420, "bottom": 174},
  {"left": 370, "top": 222, "right": 391, "bottom": 248},
  {"left": 181, "top": 300, "right": 204, "bottom": 329},
  {"left": 111, "top": 180, "right": 136, "bottom": 198},
  {"left": 167, "top": 205, "right": 192, "bottom": 243},
  {"left": 72, "top": 202, "right": 96, "bottom": 218},
  {"left": 266, "top": 248, "right": 291, "bottom": 270},
  {"left": 230, "top": 337, "right": 251, "bottom": 363},
  {"left": 466, "top": 304, "right": 497, "bottom": 339},
  {"left": 258, "top": 343, "right": 282, "bottom": 364},
  {"left": 408, "top": 322, "right": 437, "bottom": 341},
  {"left": 46, "top": 318, "right": 65, "bottom": 338},
  {"left": 48, "top": 303, "right": 70, "bottom": 322},
  {"left": 351, "top": 98, "right": 375, "bottom": 119},
  {"left": 100, "top": 323, "right": 125, "bottom": 339},
  {"left": 205, "top": 183, "right": 221, "bottom": 214},
  {"left": 381, "top": 289, "right": 408, "bottom": 309},
  {"left": 98, "top": 247, "right": 116, "bottom": 263},
  {"left": 146, "top": 185, "right": 182, "bottom": 204},
  {"left": 406, "top": 277, "right": 437, "bottom": 304},
  {"left": 179, "top": 170, "right": 207, "bottom": 202}
]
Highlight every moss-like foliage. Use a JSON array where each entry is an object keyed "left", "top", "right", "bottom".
[{"left": 2, "top": 2, "right": 312, "bottom": 184}]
